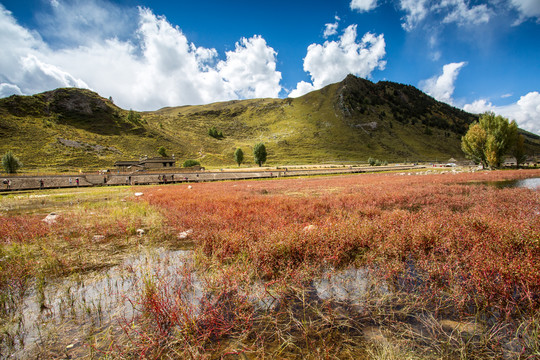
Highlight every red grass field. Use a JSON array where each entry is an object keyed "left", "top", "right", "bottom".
[
  {"left": 1, "top": 169, "right": 539, "bottom": 358},
  {"left": 141, "top": 170, "right": 540, "bottom": 316}
]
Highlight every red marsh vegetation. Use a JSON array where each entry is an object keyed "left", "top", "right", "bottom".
[
  {"left": 120, "top": 169, "right": 540, "bottom": 358},
  {"left": 1, "top": 169, "right": 539, "bottom": 358},
  {"left": 143, "top": 170, "right": 540, "bottom": 314}
]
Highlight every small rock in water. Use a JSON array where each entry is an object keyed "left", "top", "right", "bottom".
[
  {"left": 93, "top": 235, "right": 105, "bottom": 241},
  {"left": 136, "top": 229, "right": 145, "bottom": 236},
  {"left": 178, "top": 229, "right": 193, "bottom": 239},
  {"left": 134, "top": 192, "right": 144, "bottom": 196},
  {"left": 42, "top": 212, "right": 58, "bottom": 224}
]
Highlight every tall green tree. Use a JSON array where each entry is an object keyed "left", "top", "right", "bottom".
[
  {"left": 461, "top": 123, "right": 488, "bottom": 168},
  {"left": 253, "top": 143, "right": 267, "bottom": 167},
  {"left": 2, "top": 151, "right": 22, "bottom": 174},
  {"left": 480, "top": 112, "right": 517, "bottom": 168},
  {"left": 461, "top": 112, "right": 517, "bottom": 169},
  {"left": 234, "top": 148, "right": 244, "bottom": 166}
]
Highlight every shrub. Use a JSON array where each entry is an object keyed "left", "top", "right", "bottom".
[
  {"left": 157, "top": 146, "right": 168, "bottom": 157},
  {"left": 127, "top": 109, "right": 142, "bottom": 124},
  {"left": 183, "top": 159, "right": 200, "bottom": 168},
  {"left": 209, "top": 127, "right": 223, "bottom": 139},
  {"left": 2, "top": 151, "right": 22, "bottom": 174},
  {"left": 369, "top": 157, "right": 387, "bottom": 166}
]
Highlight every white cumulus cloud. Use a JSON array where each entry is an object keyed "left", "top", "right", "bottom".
[
  {"left": 290, "top": 25, "right": 386, "bottom": 98},
  {"left": 217, "top": 36, "right": 282, "bottom": 99},
  {"left": 464, "top": 92, "right": 540, "bottom": 135},
  {"left": 438, "top": 0, "right": 491, "bottom": 26},
  {"left": 350, "top": 0, "right": 378, "bottom": 12},
  {"left": 323, "top": 16, "right": 340, "bottom": 38},
  {"left": 400, "top": 0, "right": 492, "bottom": 30},
  {"left": 38, "top": 0, "right": 136, "bottom": 46},
  {"left": 290, "top": 81, "right": 316, "bottom": 98},
  {"left": 463, "top": 99, "right": 493, "bottom": 114},
  {"left": 0, "top": 83, "right": 22, "bottom": 97},
  {"left": 419, "top": 62, "right": 466, "bottom": 105},
  {"left": 509, "top": 0, "right": 540, "bottom": 24},
  {"left": 20, "top": 54, "right": 89, "bottom": 92},
  {"left": 0, "top": 3, "right": 283, "bottom": 110},
  {"left": 0, "top": 5, "right": 88, "bottom": 95},
  {"left": 514, "top": 92, "right": 540, "bottom": 134},
  {"left": 399, "top": 0, "right": 430, "bottom": 31},
  {"left": 0, "top": 5, "right": 45, "bottom": 81}
]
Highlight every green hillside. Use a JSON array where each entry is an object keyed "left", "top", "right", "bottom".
[
  {"left": 0, "top": 88, "right": 179, "bottom": 171},
  {"left": 1, "top": 75, "right": 539, "bottom": 171}
]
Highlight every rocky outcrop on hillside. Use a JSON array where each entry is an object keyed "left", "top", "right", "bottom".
[
  {"left": 42, "top": 88, "right": 115, "bottom": 117},
  {"left": 336, "top": 74, "right": 478, "bottom": 134},
  {"left": 0, "top": 88, "right": 119, "bottom": 119}
]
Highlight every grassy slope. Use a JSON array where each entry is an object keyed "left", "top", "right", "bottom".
[
  {"left": 148, "top": 78, "right": 483, "bottom": 166},
  {"left": 0, "top": 89, "right": 181, "bottom": 171},
  {"left": 2, "top": 78, "right": 540, "bottom": 171}
]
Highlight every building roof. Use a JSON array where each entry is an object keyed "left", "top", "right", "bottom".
[
  {"left": 140, "top": 157, "right": 176, "bottom": 164},
  {"left": 114, "top": 161, "right": 139, "bottom": 166},
  {"left": 114, "top": 158, "right": 176, "bottom": 168}
]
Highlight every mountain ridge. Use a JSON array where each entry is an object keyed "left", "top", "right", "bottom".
[{"left": 1, "top": 75, "right": 539, "bottom": 171}]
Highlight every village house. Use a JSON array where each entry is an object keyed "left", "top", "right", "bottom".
[
  {"left": 503, "top": 155, "right": 540, "bottom": 167},
  {"left": 113, "top": 160, "right": 141, "bottom": 172},
  {"left": 114, "top": 157, "right": 176, "bottom": 171},
  {"left": 503, "top": 157, "right": 517, "bottom": 167},
  {"left": 139, "top": 157, "right": 176, "bottom": 169}
]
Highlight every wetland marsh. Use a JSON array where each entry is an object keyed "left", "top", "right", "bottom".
[{"left": 1, "top": 169, "right": 539, "bottom": 359}]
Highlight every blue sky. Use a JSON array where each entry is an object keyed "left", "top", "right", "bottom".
[{"left": 1, "top": 0, "right": 539, "bottom": 134}]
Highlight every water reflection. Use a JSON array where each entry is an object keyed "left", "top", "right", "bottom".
[
  {"left": 470, "top": 177, "right": 540, "bottom": 190},
  {"left": 9, "top": 255, "right": 390, "bottom": 358},
  {"left": 8, "top": 248, "right": 195, "bottom": 359},
  {"left": 314, "top": 267, "right": 388, "bottom": 306}
]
